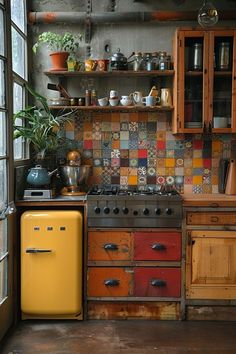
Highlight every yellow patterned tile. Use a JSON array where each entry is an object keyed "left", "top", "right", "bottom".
[
  {"left": 193, "top": 158, "right": 203, "bottom": 168},
  {"left": 120, "top": 167, "right": 129, "bottom": 176},
  {"left": 212, "top": 140, "right": 223, "bottom": 152},
  {"left": 165, "top": 158, "right": 175, "bottom": 167},
  {"left": 128, "top": 175, "right": 138, "bottom": 185},
  {"left": 193, "top": 175, "right": 202, "bottom": 184},
  {"left": 156, "top": 168, "right": 165, "bottom": 175}
]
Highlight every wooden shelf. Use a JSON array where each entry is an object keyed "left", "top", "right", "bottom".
[
  {"left": 49, "top": 105, "right": 174, "bottom": 112},
  {"left": 214, "top": 70, "right": 232, "bottom": 76},
  {"left": 44, "top": 70, "right": 175, "bottom": 77}
]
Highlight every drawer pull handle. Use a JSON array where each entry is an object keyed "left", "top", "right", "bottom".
[
  {"left": 151, "top": 279, "right": 166, "bottom": 287},
  {"left": 103, "top": 243, "right": 118, "bottom": 251},
  {"left": 104, "top": 279, "right": 120, "bottom": 286},
  {"left": 210, "top": 216, "right": 219, "bottom": 222},
  {"left": 152, "top": 243, "right": 166, "bottom": 251},
  {"left": 26, "top": 248, "right": 52, "bottom": 253}
]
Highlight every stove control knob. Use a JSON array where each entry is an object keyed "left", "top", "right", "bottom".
[
  {"left": 113, "top": 207, "right": 119, "bottom": 214},
  {"left": 165, "top": 208, "right": 172, "bottom": 215},
  {"left": 122, "top": 207, "right": 129, "bottom": 214},
  {"left": 94, "top": 206, "right": 101, "bottom": 214},
  {"left": 133, "top": 210, "right": 138, "bottom": 216},
  {"left": 143, "top": 208, "right": 149, "bottom": 215},
  {"left": 103, "top": 207, "right": 110, "bottom": 214},
  {"left": 155, "top": 208, "right": 161, "bottom": 215}
]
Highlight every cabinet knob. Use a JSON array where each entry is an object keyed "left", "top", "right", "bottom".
[
  {"left": 150, "top": 279, "right": 166, "bottom": 287},
  {"left": 104, "top": 279, "right": 119, "bottom": 286},
  {"left": 152, "top": 243, "right": 166, "bottom": 251},
  {"left": 103, "top": 243, "right": 118, "bottom": 251}
]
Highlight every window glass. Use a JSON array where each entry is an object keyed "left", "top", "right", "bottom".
[
  {"left": 0, "top": 257, "right": 8, "bottom": 303},
  {"left": 0, "top": 219, "right": 7, "bottom": 256},
  {"left": 0, "top": 159, "right": 7, "bottom": 207},
  {"left": 0, "top": 111, "right": 6, "bottom": 156},
  {"left": 0, "top": 0, "right": 4, "bottom": 4},
  {"left": 0, "top": 60, "right": 5, "bottom": 108},
  {"left": 13, "top": 82, "right": 23, "bottom": 160},
  {"left": 0, "top": 9, "right": 4, "bottom": 56},
  {"left": 11, "top": 0, "right": 25, "bottom": 33},
  {"left": 11, "top": 27, "right": 25, "bottom": 79}
]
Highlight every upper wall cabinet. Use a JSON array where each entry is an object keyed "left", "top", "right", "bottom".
[{"left": 172, "top": 28, "right": 236, "bottom": 134}]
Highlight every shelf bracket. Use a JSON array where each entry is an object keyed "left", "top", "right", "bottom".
[{"left": 85, "top": 0, "right": 92, "bottom": 53}]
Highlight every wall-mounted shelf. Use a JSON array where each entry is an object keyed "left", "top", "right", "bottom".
[
  {"left": 49, "top": 105, "right": 174, "bottom": 112},
  {"left": 44, "top": 70, "right": 175, "bottom": 78}
]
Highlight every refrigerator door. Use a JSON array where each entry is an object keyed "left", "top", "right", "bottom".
[{"left": 21, "top": 210, "right": 83, "bottom": 319}]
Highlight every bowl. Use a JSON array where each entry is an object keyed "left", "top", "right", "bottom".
[{"left": 58, "top": 165, "right": 91, "bottom": 187}]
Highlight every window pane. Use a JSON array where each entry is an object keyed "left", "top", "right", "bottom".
[
  {"left": 0, "top": 0, "right": 4, "bottom": 4},
  {"left": 0, "top": 219, "right": 7, "bottom": 256},
  {"left": 0, "top": 111, "right": 6, "bottom": 156},
  {"left": 0, "top": 9, "right": 4, "bottom": 56},
  {"left": 0, "top": 60, "right": 5, "bottom": 108},
  {"left": 11, "top": 27, "right": 25, "bottom": 78},
  {"left": 11, "top": 0, "right": 25, "bottom": 33},
  {"left": 0, "top": 160, "right": 7, "bottom": 206},
  {"left": 13, "top": 82, "right": 24, "bottom": 160},
  {"left": 0, "top": 257, "right": 8, "bottom": 303}
]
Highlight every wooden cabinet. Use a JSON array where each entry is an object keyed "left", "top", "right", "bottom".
[
  {"left": 87, "top": 229, "right": 182, "bottom": 319},
  {"left": 173, "top": 28, "right": 236, "bottom": 134}
]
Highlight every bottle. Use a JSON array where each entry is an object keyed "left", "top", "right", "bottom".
[
  {"left": 158, "top": 51, "right": 167, "bottom": 70},
  {"left": 192, "top": 43, "right": 203, "bottom": 71},
  {"left": 91, "top": 89, "right": 97, "bottom": 106},
  {"left": 133, "top": 52, "right": 144, "bottom": 71},
  {"left": 145, "top": 53, "right": 154, "bottom": 71},
  {"left": 152, "top": 52, "right": 159, "bottom": 70},
  {"left": 217, "top": 42, "right": 230, "bottom": 70},
  {"left": 85, "top": 89, "right": 91, "bottom": 106}
]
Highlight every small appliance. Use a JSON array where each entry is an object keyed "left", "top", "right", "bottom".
[{"left": 225, "top": 159, "right": 236, "bottom": 195}]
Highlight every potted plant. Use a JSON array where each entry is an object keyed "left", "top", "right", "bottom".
[
  {"left": 13, "top": 85, "right": 74, "bottom": 186},
  {"left": 32, "top": 31, "right": 82, "bottom": 71}
]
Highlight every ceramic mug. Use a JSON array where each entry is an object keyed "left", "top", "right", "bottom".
[
  {"left": 132, "top": 91, "right": 143, "bottom": 106},
  {"left": 98, "top": 97, "right": 109, "bottom": 106},
  {"left": 97, "top": 59, "right": 109, "bottom": 71},
  {"left": 85, "top": 59, "right": 97, "bottom": 72},
  {"left": 110, "top": 90, "right": 118, "bottom": 99},
  {"left": 142, "top": 95, "right": 160, "bottom": 106},
  {"left": 161, "top": 88, "right": 172, "bottom": 107},
  {"left": 109, "top": 98, "right": 119, "bottom": 106}
]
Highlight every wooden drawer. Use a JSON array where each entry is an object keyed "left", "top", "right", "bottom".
[
  {"left": 133, "top": 232, "right": 181, "bottom": 261},
  {"left": 187, "top": 212, "right": 236, "bottom": 225},
  {"left": 88, "top": 231, "right": 132, "bottom": 261},
  {"left": 134, "top": 268, "right": 181, "bottom": 297},
  {"left": 87, "top": 267, "right": 132, "bottom": 297}
]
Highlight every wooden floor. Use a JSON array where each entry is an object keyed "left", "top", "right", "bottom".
[{"left": 1, "top": 320, "right": 236, "bottom": 354}]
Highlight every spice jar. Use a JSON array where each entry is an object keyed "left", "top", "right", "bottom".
[
  {"left": 133, "top": 52, "right": 144, "bottom": 71},
  {"left": 145, "top": 53, "right": 154, "bottom": 71},
  {"left": 158, "top": 51, "right": 167, "bottom": 70},
  {"left": 85, "top": 89, "right": 91, "bottom": 106},
  {"left": 152, "top": 52, "right": 159, "bottom": 70},
  {"left": 91, "top": 89, "right": 97, "bottom": 106}
]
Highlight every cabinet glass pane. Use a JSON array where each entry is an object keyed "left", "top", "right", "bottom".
[
  {"left": 184, "top": 37, "right": 204, "bottom": 129},
  {"left": 0, "top": 9, "right": 4, "bottom": 56},
  {"left": 0, "top": 160, "right": 7, "bottom": 206},
  {"left": 213, "top": 36, "right": 233, "bottom": 129},
  {"left": 13, "top": 82, "right": 23, "bottom": 160},
  {"left": 0, "top": 257, "right": 8, "bottom": 303},
  {"left": 11, "top": 27, "right": 25, "bottom": 78},
  {"left": 0, "top": 59, "right": 5, "bottom": 108},
  {"left": 11, "top": 0, "right": 25, "bottom": 33},
  {"left": 0, "top": 111, "right": 6, "bottom": 156},
  {"left": 0, "top": 219, "right": 7, "bottom": 256}
]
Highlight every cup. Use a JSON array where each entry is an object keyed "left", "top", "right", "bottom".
[
  {"left": 110, "top": 90, "right": 118, "bottom": 99},
  {"left": 142, "top": 95, "right": 160, "bottom": 106},
  {"left": 109, "top": 98, "right": 119, "bottom": 106},
  {"left": 98, "top": 97, "right": 109, "bottom": 106},
  {"left": 85, "top": 59, "right": 97, "bottom": 72},
  {"left": 131, "top": 91, "right": 143, "bottom": 106},
  {"left": 78, "top": 97, "right": 85, "bottom": 106},
  {"left": 213, "top": 116, "right": 228, "bottom": 128},
  {"left": 97, "top": 59, "right": 109, "bottom": 71},
  {"left": 160, "top": 88, "right": 172, "bottom": 107}
]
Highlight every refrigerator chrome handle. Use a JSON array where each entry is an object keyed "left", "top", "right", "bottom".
[{"left": 26, "top": 248, "right": 52, "bottom": 253}]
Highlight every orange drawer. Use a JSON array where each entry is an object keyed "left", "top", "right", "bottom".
[
  {"left": 87, "top": 267, "right": 132, "bottom": 297},
  {"left": 88, "top": 231, "right": 132, "bottom": 261},
  {"left": 134, "top": 232, "right": 181, "bottom": 261},
  {"left": 134, "top": 268, "right": 181, "bottom": 297},
  {"left": 187, "top": 212, "right": 236, "bottom": 225}
]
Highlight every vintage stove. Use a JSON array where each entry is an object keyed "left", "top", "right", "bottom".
[{"left": 87, "top": 186, "right": 183, "bottom": 228}]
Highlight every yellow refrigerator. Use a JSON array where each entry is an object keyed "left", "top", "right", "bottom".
[{"left": 21, "top": 210, "right": 83, "bottom": 320}]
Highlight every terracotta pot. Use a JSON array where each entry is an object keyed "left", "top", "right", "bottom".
[{"left": 49, "top": 51, "right": 69, "bottom": 71}]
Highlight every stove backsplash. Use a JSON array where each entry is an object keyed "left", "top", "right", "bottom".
[{"left": 60, "top": 111, "right": 235, "bottom": 194}]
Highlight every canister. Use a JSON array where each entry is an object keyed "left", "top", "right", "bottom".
[
  {"left": 192, "top": 43, "right": 203, "bottom": 71},
  {"left": 217, "top": 42, "right": 230, "bottom": 70}
]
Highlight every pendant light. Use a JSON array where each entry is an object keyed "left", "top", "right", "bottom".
[{"left": 198, "top": 0, "right": 219, "bottom": 27}]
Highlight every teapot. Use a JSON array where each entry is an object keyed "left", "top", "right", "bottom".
[
  {"left": 26, "top": 165, "right": 58, "bottom": 187},
  {"left": 120, "top": 95, "right": 133, "bottom": 106},
  {"left": 109, "top": 49, "right": 134, "bottom": 71}
]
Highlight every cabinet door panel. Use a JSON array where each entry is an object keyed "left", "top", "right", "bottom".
[
  {"left": 134, "top": 232, "right": 181, "bottom": 261},
  {"left": 88, "top": 231, "right": 132, "bottom": 261},
  {"left": 134, "top": 268, "right": 181, "bottom": 297},
  {"left": 87, "top": 267, "right": 132, "bottom": 297},
  {"left": 187, "top": 212, "right": 236, "bottom": 225}
]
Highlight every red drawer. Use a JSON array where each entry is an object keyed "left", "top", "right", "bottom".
[
  {"left": 87, "top": 267, "right": 132, "bottom": 297},
  {"left": 134, "top": 232, "right": 181, "bottom": 261},
  {"left": 134, "top": 268, "right": 181, "bottom": 297}
]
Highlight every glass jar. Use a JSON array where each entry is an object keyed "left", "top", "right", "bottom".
[
  {"left": 133, "top": 52, "right": 144, "bottom": 71},
  {"left": 166, "top": 55, "right": 172, "bottom": 70},
  {"left": 152, "top": 52, "right": 159, "bottom": 70},
  {"left": 85, "top": 89, "right": 91, "bottom": 106},
  {"left": 158, "top": 51, "right": 167, "bottom": 70},
  {"left": 145, "top": 53, "right": 154, "bottom": 71},
  {"left": 91, "top": 89, "right": 97, "bottom": 106}
]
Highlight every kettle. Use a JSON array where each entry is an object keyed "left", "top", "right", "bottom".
[
  {"left": 225, "top": 159, "right": 236, "bottom": 195},
  {"left": 26, "top": 165, "right": 58, "bottom": 187}
]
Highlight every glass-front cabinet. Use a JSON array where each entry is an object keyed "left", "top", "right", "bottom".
[{"left": 173, "top": 29, "right": 236, "bottom": 134}]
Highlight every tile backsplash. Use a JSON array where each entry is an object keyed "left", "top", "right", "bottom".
[{"left": 63, "top": 111, "right": 234, "bottom": 194}]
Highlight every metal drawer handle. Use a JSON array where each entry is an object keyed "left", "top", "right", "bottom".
[
  {"left": 26, "top": 248, "right": 52, "bottom": 253},
  {"left": 103, "top": 243, "right": 118, "bottom": 251},
  {"left": 152, "top": 243, "right": 166, "bottom": 251},
  {"left": 104, "top": 279, "right": 120, "bottom": 286},
  {"left": 210, "top": 216, "right": 219, "bottom": 222},
  {"left": 151, "top": 279, "right": 166, "bottom": 287}
]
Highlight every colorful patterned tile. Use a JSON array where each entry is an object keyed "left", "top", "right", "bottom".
[
  {"left": 103, "top": 158, "right": 111, "bottom": 166},
  {"left": 120, "top": 140, "right": 129, "bottom": 149},
  {"left": 101, "top": 174, "right": 111, "bottom": 185},
  {"left": 101, "top": 121, "right": 111, "bottom": 131},
  {"left": 84, "top": 140, "right": 93, "bottom": 149},
  {"left": 138, "top": 112, "right": 148, "bottom": 122},
  {"left": 138, "top": 176, "right": 147, "bottom": 185},
  {"left": 129, "top": 140, "right": 138, "bottom": 149},
  {"left": 156, "top": 131, "right": 166, "bottom": 140},
  {"left": 156, "top": 118, "right": 168, "bottom": 130},
  {"left": 156, "top": 176, "right": 166, "bottom": 184},
  {"left": 93, "top": 150, "right": 102, "bottom": 158},
  {"left": 129, "top": 112, "right": 138, "bottom": 122},
  {"left": 92, "top": 131, "right": 102, "bottom": 140},
  {"left": 156, "top": 141, "right": 166, "bottom": 149},
  {"left": 120, "top": 149, "right": 129, "bottom": 158},
  {"left": 148, "top": 112, "right": 158, "bottom": 122},
  {"left": 156, "top": 167, "right": 166, "bottom": 176},
  {"left": 111, "top": 176, "right": 120, "bottom": 184},
  {"left": 138, "top": 140, "right": 148, "bottom": 149},
  {"left": 120, "top": 113, "right": 129, "bottom": 122},
  {"left": 138, "top": 158, "right": 147, "bottom": 167},
  {"left": 203, "top": 159, "right": 211, "bottom": 168},
  {"left": 184, "top": 159, "right": 192, "bottom": 167},
  {"left": 147, "top": 167, "right": 156, "bottom": 176},
  {"left": 120, "top": 176, "right": 128, "bottom": 185},
  {"left": 193, "top": 158, "right": 203, "bottom": 168},
  {"left": 175, "top": 167, "right": 184, "bottom": 176},
  {"left": 139, "top": 131, "right": 147, "bottom": 140},
  {"left": 138, "top": 122, "right": 147, "bottom": 131},
  {"left": 128, "top": 175, "right": 138, "bottom": 185},
  {"left": 83, "top": 131, "right": 92, "bottom": 140},
  {"left": 120, "top": 167, "right": 129, "bottom": 176},
  {"left": 193, "top": 185, "right": 202, "bottom": 194},
  {"left": 120, "top": 158, "right": 129, "bottom": 167},
  {"left": 193, "top": 175, "right": 203, "bottom": 184},
  {"left": 102, "top": 149, "right": 111, "bottom": 158},
  {"left": 129, "top": 150, "right": 138, "bottom": 158},
  {"left": 184, "top": 149, "right": 193, "bottom": 159},
  {"left": 165, "top": 158, "right": 175, "bottom": 167},
  {"left": 184, "top": 176, "right": 192, "bottom": 184},
  {"left": 111, "top": 112, "right": 120, "bottom": 122},
  {"left": 156, "top": 149, "right": 166, "bottom": 158},
  {"left": 120, "top": 121, "right": 129, "bottom": 130},
  {"left": 147, "top": 158, "right": 157, "bottom": 167},
  {"left": 147, "top": 176, "right": 156, "bottom": 184},
  {"left": 184, "top": 167, "right": 193, "bottom": 176},
  {"left": 147, "top": 147, "right": 156, "bottom": 158},
  {"left": 138, "top": 150, "right": 147, "bottom": 158},
  {"left": 93, "top": 158, "right": 102, "bottom": 167},
  {"left": 193, "top": 140, "right": 203, "bottom": 149},
  {"left": 130, "top": 158, "right": 138, "bottom": 167},
  {"left": 138, "top": 167, "right": 147, "bottom": 176},
  {"left": 203, "top": 174, "right": 211, "bottom": 184},
  {"left": 166, "top": 167, "right": 175, "bottom": 175},
  {"left": 111, "top": 140, "right": 120, "bottom": 149},
  {"left": 166, "top": 150, "right": 175, "bottom": 158},
  {"left": 111, "top": 158, "right": 120, "bottom": 167},
  {"left": 120, "top": 131, "right": 129, "bottom": 140},
  {"left": 128, "top": 167, "right": 137, "bottom": 176},
  {"left": 111, "top": 149, "right": 120, "bottom": 158},
  {"left": 193, "top": 150, "right": 202, "bottom": 158},
  {"left": 65, "top": 131, "right": 75, "bottom": 140}
]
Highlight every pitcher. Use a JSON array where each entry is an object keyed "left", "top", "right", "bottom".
[
  {"left": 161, "top": 88, "right": 172, "bottom": 107},
  {"left": 132, "top": 91, "right": 143, "bottom": 106}
]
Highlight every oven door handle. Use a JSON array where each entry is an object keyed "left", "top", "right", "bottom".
[
  {"left": 152, "top": 243, "right": 166, "bottom": 251},
  {"left": 26, "top": 248, "right": 52, "bottom": 253},
  {"left": 104, "top": 279, "right": 120, "bottom": 286},
  {"left": 103, "top": 243, "right": 118, "bottom": 251},
  {"left": 151, "top": 279, "right": 166, "bottom": 287}
]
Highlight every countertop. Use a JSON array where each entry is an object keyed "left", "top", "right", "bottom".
[{"left": 15, "top": 195, "right": 87, "bottom": 207}]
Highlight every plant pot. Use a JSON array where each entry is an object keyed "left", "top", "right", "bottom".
[{"left": 49, "top": 51, "right": 69, "bottom": 71}]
